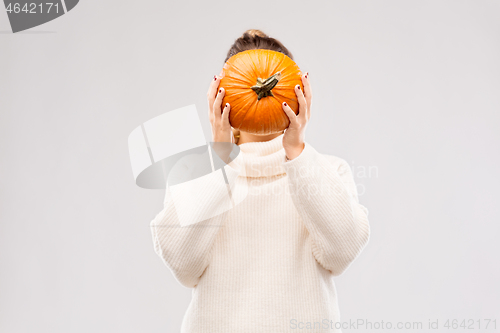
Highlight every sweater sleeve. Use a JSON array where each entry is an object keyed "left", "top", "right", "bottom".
[
  {"left": 282, "top": 142, "right": 370, "bottom": 276},
  {"left": 150, "top": 151, "right": 241, "bottom": 288}
]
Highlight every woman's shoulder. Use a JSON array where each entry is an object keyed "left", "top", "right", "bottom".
[
  {"left": 305, "top": 141, "right": 348, "bottom": 168},
  {"left": 317, "top": 151, "right": 350, "bottom": 174}
]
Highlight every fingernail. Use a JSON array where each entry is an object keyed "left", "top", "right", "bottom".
[
  {"left": 297, "top": 85, "right": 301, "bottom": 90},
  {"left": 214, "top": 75, "right": 217, "bottom": 81},
  {"left": 226, "top": 103, "right": 229, "bottom": 107},
  {"left": 306, "top": 72, "right": 309, "bottom": 78},
  {"left": 219, "top": 88, "right": 222, "bottom": 93},
  {"left": 283, "top": 102, "right": 287, "bottom": 106}
]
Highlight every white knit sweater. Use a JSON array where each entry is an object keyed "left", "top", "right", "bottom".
[{"left": 150, "top": 133, "right": 370, "bottom": 333}]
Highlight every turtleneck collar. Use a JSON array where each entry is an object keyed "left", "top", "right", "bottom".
[{"left": 228, "top": 133, "right": 286, "bottom": 178}]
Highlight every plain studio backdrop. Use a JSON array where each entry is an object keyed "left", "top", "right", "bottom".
[{"left": 1, "top": 1, "right": 499, "bottom": 332}]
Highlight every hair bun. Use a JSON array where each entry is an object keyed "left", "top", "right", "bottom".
[
  {"left": 243, "top": 29, "right": 268, "bottom": 39},
  {"left": 224, "top": 29, "right": 292, "bottom": 63}
]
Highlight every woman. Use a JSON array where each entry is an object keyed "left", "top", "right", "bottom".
[{"left": 150, "top": 29, "right": 370, "bottom": 333}]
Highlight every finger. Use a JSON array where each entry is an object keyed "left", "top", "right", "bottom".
[
  {"left": 207, "top": 75, "right": 221, "bottom": 115},
  {"left": 282, "top": 102, "right": 299, "bottom": 127},
  {"left": 301, "top": 72, "right": 312, "bottom": 107},
  {"left": 221, "top": 102, "right": 230, "bottom": 125},
  {"left": 295, "top": 84, "right": 307, "bottom": 121},
  {"left": 213, "top": 87, "right": 225, "bottom": 119}
]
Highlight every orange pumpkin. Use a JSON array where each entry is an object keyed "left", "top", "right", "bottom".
[{"left": 219, "top": 49, "right": 303, "bottom": 135}]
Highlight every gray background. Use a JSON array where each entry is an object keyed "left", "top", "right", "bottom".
[{"left": 1, "top": 0, "right": 499, "bottom": 332}]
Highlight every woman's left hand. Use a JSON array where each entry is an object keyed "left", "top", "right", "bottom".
[{"left": 282, "top": 71, "right": 312, "bottom": 160}]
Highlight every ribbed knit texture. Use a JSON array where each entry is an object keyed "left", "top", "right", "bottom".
[{"left": 150, "top": 133, "right": 370, "bottom": 333}]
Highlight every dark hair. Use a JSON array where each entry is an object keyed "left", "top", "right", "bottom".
[{"left": 224, "top": 29, "right": 294, "bottom": 63}]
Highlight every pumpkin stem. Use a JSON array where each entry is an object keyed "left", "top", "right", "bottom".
[{"left": 251, "top": 71, "right": 282, "bottom": 100}]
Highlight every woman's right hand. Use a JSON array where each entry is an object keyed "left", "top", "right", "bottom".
[
  {"left": 207, "top": 75, "right": 235, "bottom": 164},
  {"left": 207, "top": 75, "right": 234, "bottom": 143}
]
